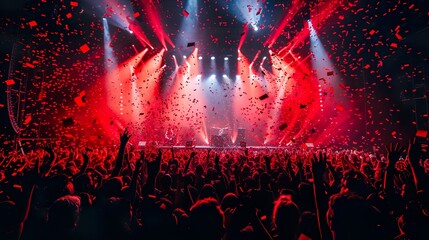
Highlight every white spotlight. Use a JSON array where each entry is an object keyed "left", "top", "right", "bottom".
[
  {"left": 172, "top": 55, "right": 176, "bottom": 59},
  {"left": 237, "top": 57, "right": 241, "bottom": 60},
  {"left": 224, "top": 57, "right": 229, "bottom": 61},
  {"left": 129, "top": 30, "right": 133, "bottom": 34},
  {"left": 254, "top": 26, "right": 259, "bottom": 31},
  {"left": 198, "top": 56, "right": 203, "bottom": 60},
  {"left": 183, "top": 55, "right": 187, "bottom": 59},
  {"left": 211, "top": 74, "right": 216, "bottom": 78},
  {"left": 223, "top": 74, "right": 227, "bottom": 78},
  {"left": 211, "top": 56, "right": 215, "bottom": 60}
]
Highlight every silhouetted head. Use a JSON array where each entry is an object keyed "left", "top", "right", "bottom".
[
  {"left": 272, "top": 195, "right": 300, "bottom": 239},
  {"left": 189, "top": 198, "right": 224, "bottom": 240}
]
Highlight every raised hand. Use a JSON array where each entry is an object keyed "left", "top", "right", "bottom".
[
  {"left": 79, "top": 149, "right": 89, "bottom": 161},
  {"left": 385, "top": 143, "right": 405, "bottom": 169},
  {"left": 384, "top": 143, "right": 405, "bottom": 194},
  {"left": 263, "top": 154, "right": 273, "bottom": 164},
  {"left": 42, "top": 143, "right": 54, "bottom": 156},
  {"left": 120, "top": 128, "right": 132, "bottom": 145},
  {"left": 312, "top": 151, "right": 327, "bottom": 179},
  {"left": 39, "top": 144, "right": 55, "bottom": 176},
  {"left": 147, "top": 149, "right": 162, "bottom": 175},
  {"left": 73, "top": 150, "right": 90, "bottom": 178}
]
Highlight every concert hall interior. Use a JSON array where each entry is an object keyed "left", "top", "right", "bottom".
[
  {"left": 1, "top": 1, "right": 429, "bottom": 240},
  {"left": 1, "top": 0, "right": 428, "bottom": 148}
]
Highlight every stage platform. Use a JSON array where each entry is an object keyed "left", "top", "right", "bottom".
[{"left": 148, "top": 145, "right": 294, "bottom": 150}]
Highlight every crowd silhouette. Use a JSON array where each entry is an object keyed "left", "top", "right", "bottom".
[{"left": 0, "top": 130, "right": 428, "bottom": 240}]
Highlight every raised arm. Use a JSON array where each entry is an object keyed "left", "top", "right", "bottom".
[
  {"left": 312, "top": 151, "right": 332, "bottom": 240},
  {"left": 73, "top": 150, "right": 90, "bottom": 179},
  {"left": 110, "top": 129, "right": 131, "bottom": 177},
  {"left": 384, "top": 143, "right": 404, "bottom": 194},
  {"left": 184, "top": 151, "right": 196, "bottom": 174},
  {"left": 129, "top": 158, "right": 143, "bottom": 201},
  {"left": 144, "top": 149, "right": 162, "bottom": 196},
  {"left": 40, "top": 144, "right": 56, "bottom": 177},
  {"left": 407, "top": 139, "right": 428, "bottom": 192}
]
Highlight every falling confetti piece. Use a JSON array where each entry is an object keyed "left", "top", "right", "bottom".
[
  {"left": 28, "top": 21, "right": 37, "bottom": 28},
  {"left": 182, "top": 10, "right": 189, "bottom": 17},
  {"left": 80, "top": 44, "right": 90, "bottom": 53},
  {"left": 5, "top": 79, "right": 15, "bottom": 85},
  {"left": 279, "top": 123, "right": 288, "bottom": 131},
  {"left": 259, "top": 93, "right": 269, "bottom": 100},
  {"left": 416, "top": 130, "right": 428, "bottom": 138}
]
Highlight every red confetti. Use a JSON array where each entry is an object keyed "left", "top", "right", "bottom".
[
  {"left": 134, "top": 12, "right": 140, "bottom": 18},
  {"left": 336, "top": 105, "right": 345, "bottom": 111},
  {"left": 5, "top": 79, "right": 15, "bottom": 85},
  {"left": 66, "top": 13, "right": 72, "bottom": 19},
  {"left": 26, "top": 63, "right": 35, "bottom": 68},
  {"left": 390, "top": 43, "right": 398, "bottom": 48},
  {"left": 24, "top": 115, "right": 32, "bottom": 125},
  {"left": 369, "top": 29, "right": 375, "bottom": 35},
  {"left": 70, "top": 1, "right": 78, "bottom": 7},
  {"left": 28, "top": 21, "right": 37, "bottom": 28},
  {"left": 80, "top": 44, "right": 90, "bottom": 53},
  {"left": 395, "top": 32, "right": 403, "bottom": 40},
  {"left": 416, "top": 130, "right": 428, "bottom": 138},
  {"left": 64, "top": 134, "right": 74, "bottom": 138},
  {"left": 182, "top": 10, "right": 189, "bottom": 17}
]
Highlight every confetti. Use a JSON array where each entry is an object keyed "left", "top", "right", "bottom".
[
  {"left": 259, "top": 93, "right": 269, "bottom": 100},
  {"left": 5, "top": 79, "right": 15, "bottom": 86},
  {"left": 80, "top": 44, "right": 90, "bottom": 53},
  {"left": 416, "top": 130, "right": 428, "bottom": 138},
  {"left": 182, "top": 10, "right": 189, "bottom": 17},
  {"left": 62, "top": 118, "right": 75, "bottom": 127},
  {"left": 279, "top": 123, "right": 288, "bottom": 131},
  {"left": 28, "top": 21, "right": 37, "bottom": 28}
]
